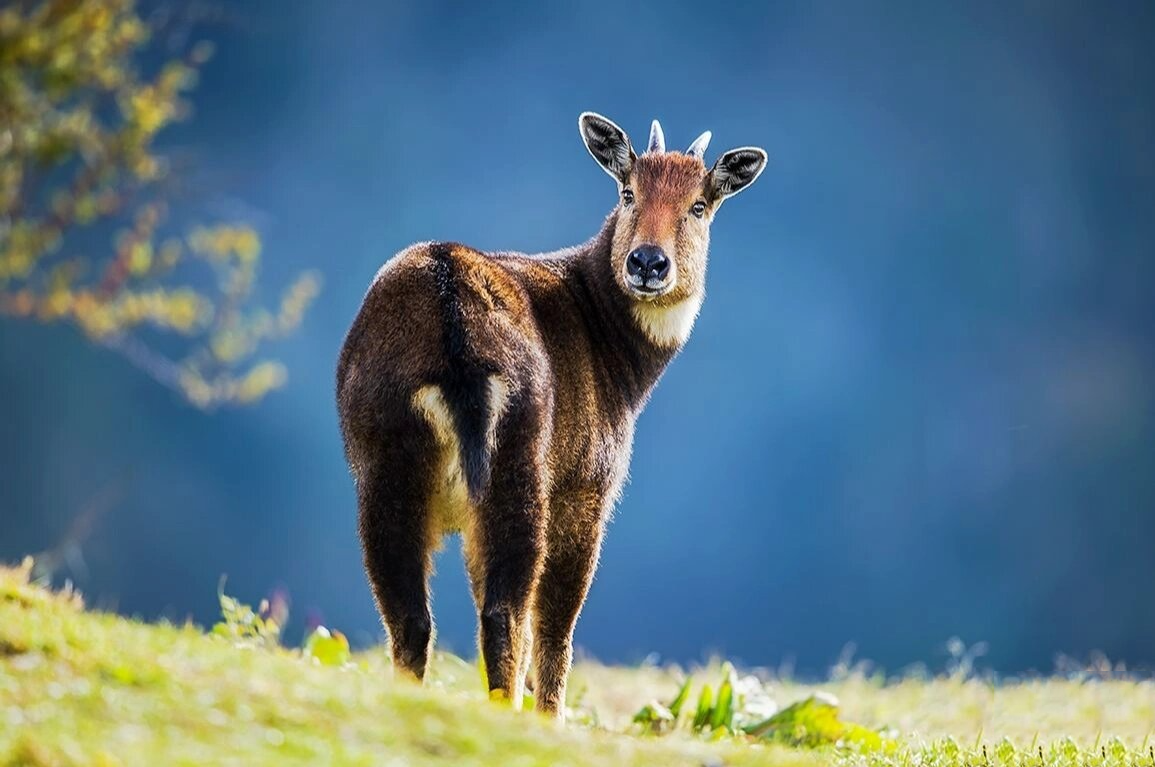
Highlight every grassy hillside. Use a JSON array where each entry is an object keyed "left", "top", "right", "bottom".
[{"left": 2, "top": 562, "right": 1152, "bottom": 766}]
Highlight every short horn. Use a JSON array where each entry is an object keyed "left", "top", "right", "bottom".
[
  {"left": 648, "top": 119, "right": 665, "bottom": 153},
  {"left": 686, "top": 130, "right": 712, "bottom": 160}
]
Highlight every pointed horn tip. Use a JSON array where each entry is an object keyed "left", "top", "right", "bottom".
[
  {"left": 647, "top": 119, "right": 666, "bottom": 153},
  {"left": 686, "top": 130, "right": 712, "bottom": 160}
]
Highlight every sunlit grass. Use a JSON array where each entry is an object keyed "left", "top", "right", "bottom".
[{"left": 2, "top": 561, "right": 1152, "bottom": 766}]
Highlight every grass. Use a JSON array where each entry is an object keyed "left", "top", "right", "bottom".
[{"left": 2, "top": 561, "right": 1152, "bottom": 767}]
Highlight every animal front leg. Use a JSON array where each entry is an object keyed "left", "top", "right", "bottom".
[{"left": 533, "top": 514, "right": 604, "bottom": 720}]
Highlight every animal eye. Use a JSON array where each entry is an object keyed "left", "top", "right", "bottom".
[
  {"left": 621, "top": 188, "right": 635, "bottom": 205},
  {"left": 691, "top": 201, "right": 706, "bottom": 218}
]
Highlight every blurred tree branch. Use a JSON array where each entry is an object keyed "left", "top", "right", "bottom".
[{"left": 0, "top": 0, "right": 320, "bottom": 407}]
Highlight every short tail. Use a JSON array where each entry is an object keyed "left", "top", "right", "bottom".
[
  {"left": 429, "top": 242, "right": 504, "bottom": 505},
  {"left": 444, "top": 370, "right": 499, "bottom": 505}
]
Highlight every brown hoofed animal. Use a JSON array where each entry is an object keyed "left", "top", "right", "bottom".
[{"left": 336, "top": 113, "right": 767, "bottom": 719}]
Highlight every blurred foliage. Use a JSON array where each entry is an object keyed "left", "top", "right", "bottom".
[
  {"left": 742, "top": 694, "right": 889, "bottom": 751},
  {"left": 0, "top": 0, "right": 319, "bottom": 407},
  {"left": 634, "top": 663, "right": 893, "bottom": 755},
  {"left": 210, "top": 578, "right": 286, "bottom": 649},
  {"left": 211, "top": 578, "right": 352, "bottom": 668},
  {"left": 303, "top": 625, "right": 351, "bottom": 667}
]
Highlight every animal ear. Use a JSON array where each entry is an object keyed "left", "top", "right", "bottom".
[
  {"left": 708, "top": 147, "right": 768, "bottom": 201},
  {"left": 579, "top": 112, "right": 636, "bottom": 182}
]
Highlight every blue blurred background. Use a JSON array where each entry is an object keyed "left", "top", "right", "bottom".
[{"left": 3, "top": 0, "right": 1153, "bottom": 676}]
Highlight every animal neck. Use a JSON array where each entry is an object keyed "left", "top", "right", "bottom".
[{"left": 567, "top": 213, "right": 688, "bottom": 410}]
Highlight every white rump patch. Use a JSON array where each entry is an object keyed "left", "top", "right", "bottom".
[
  {"left": 411, "top": 375, "right": 511, "bottom": 537},
  {"left": 485, "top": 375, "right": 511, "bottom": 454},
  {"left": 412, "top": 385, "right": 469, "bottom": 535},
  {"left": 412, "top": 385, "right": 455, "bottom": 445},
  {"left": 631, "top": 294, "right": 704, "bottom": 348}
]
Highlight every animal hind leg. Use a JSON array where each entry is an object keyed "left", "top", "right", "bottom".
[
  {"left": 463, "top": 542, "right": 534, "bottom": 707},
  {"left": 517, "top": 616, "right": 534, "bottom": 703},
  {"left": 356, "top": 424, "right": 437, "bottom": 681},
  {"left": 472, "top": 409, "right": 547, "bottom": 708}
]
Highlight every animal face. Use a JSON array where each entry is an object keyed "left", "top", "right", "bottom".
[{"left": 579, "top": 113, "right": 767, "bottom": 312}]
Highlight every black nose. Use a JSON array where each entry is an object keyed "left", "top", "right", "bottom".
[{"left": 626, "top": 245, "right": 670, "bottom": 282}]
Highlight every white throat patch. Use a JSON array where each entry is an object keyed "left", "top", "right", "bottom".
[{"left": 631, "top": 293, "right": 703, "bottom": 348}]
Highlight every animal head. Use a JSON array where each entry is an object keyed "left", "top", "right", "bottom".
[{"left": 578, "top": 112, "right": 766, "bottom": 344}]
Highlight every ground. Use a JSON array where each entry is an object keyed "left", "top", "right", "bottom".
[{"left": 1, "top": 563, "right": 1151, "bottom": 766}]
